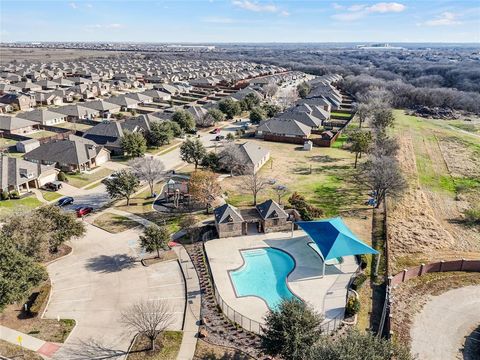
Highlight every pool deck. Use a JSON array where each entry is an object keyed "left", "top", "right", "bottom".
[{"left": 204, "top": 230, "right": 358, "bottom": 325}]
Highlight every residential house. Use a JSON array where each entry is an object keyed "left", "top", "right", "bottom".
[
  {"left": 256, "top": 118, "right": 311, "bottom": 144},
  {"left": 219, "top": 141, "right": 270, "bottom": 174},
  {"left": 83, "top": 100, "right": 122, "bottom": 117},
  {"left": 24, "top": 134, "right": 110, "bottom": 172},
  {"left": 82, "top": 120, "right": 126, "bottom": 154},
  {"left": 17, "top": 109, "right": 67, "bottom": 126},
  {"left": 55, "top": 104, "right": 100, "bottom": 121},
  {"left": 0, "top": 116, "right": 39, "bottom": 135},
  {"left": 0, "top": 93, "right": 36, "bottom": 111},
  {"left": 0, "top": 154, "right": 58, "bottom": 193}
]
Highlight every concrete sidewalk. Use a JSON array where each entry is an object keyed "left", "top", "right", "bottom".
[
  {"left": 0, "top": 325, "right": 60, "bottom": 358},
  {"left": 173, "top": 245, "right": 201, "bottom": 360}
]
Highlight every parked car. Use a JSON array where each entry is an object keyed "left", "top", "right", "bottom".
[
  {"left": 210, "top": 128, "right": 221, "bottom": 134},
  {"left": 215, "top": 135, "right": 225, "bottom": 141},
  {"left": 57, "top": 197, "right": 74, "bottom": 207},
  {"left": 102, "top": 172, "right": 118, "bottom": 183},
  {"left": 44, "top": 181, "right": 63, "bottom": 191},
  {"left": 76, "top": 206, "right": 93, "bottom": 217}
]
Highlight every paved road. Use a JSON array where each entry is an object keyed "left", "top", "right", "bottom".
[
  {"left": 45, "top": 224, "right": 185, "bottom": 360},
  {"left": 410, "top": 285, "right": 480, "bottom": 360}
]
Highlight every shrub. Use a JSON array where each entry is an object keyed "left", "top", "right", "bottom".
[
  {"left": 1, "top": 190, "right": 9, "bottom": 200},
  {"left": 57, "top": 171, "right": 67, "bottom": 182},
  {"left": 351, "top": 273, "right": 368, "bottom": 290},
  {"left": 464, "top": 208, "right": 480, "bottom": 225},
  {"left": 288, "top": 192, "right": 323, "bottom": 220},
  {"left": 359, "top": 254, "right": 368, "bottom": 270},
  {"left": 345, "top": 296, "right": 360, "bottom": 317},
  {"left": 9, "top": 190, "right": 20, "bottom": 199},
  {"left": 28, "top": 283, "right": 51, "bottom": 317}
]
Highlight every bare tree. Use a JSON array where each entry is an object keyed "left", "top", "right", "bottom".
[
  {"left": 120, "top": 300, "right": 174, "bottom": 352},
  {"left": 241, "top": 171, "right": 269, "bottom": 206},
  {"left": 358, "top": 155, "right": 407, "bottom": 208},
  {"left": 218, "top": 142, "right": 246, "bottom": 176},
  {"left": 129, "top": 156, "right": 165, "bottom": 197},
  {"left": 277, "top": 88, "right": 298, "bottom": 109},
  {"left": 273, "top": 184, "right": 289, "bottom": 204},
  {"left": 264, "top": 82, "right": 279, "bottom": 99}
]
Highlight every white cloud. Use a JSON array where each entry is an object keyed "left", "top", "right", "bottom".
[
  {"left": 331, "top": 2, "right": 406, "bottom": 21},
  {"left": 86, "top": 3, "right": 93, "bottom": 8},
  {"left": 424, "top": 12, "right": 461, "bottom": 26},
  {"left": 332, "top": 3, "right": 345, "bottom": 10},
  {"left": 233, "top": 0, "right": 278, "bottom": 13},
  {"left": 368, "top": 2, "right": 405, "bottom": 13},
  {"left": 232, "top": 0, "right": 288, "bottom": 15},
  {"left": 69, "top": 2, "right": 78, "bottom": 9}
]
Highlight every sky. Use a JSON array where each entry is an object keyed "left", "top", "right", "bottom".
[{"left": 1, "top": 0, "right": 479, "bottom": 43}]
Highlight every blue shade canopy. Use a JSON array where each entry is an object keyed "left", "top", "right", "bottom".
[{"left": 296, "top": 217, "right": 378, "bottom": 261}]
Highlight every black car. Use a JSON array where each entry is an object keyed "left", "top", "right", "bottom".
[
  {"left": 215, "top": 135, "right": 225, "bottom": 141},
  {"left": 44, "top": 181, "right": 63, "bottom": 191},
  {"left": 57, "top": 197, "right": 74, "bottom": 207}
]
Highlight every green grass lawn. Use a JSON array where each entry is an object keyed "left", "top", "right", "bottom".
[
  {"left": 0, "top": 137, "right": 17, "bottom": 147},
  {"left": 28, "top": 130, "right": 57, "bottom": 139},
  {"left": 146, "top": 139, "right": 182, "bottom": 155},
  {"left": 93, "top": 213, "right": 140, "bottom": 233},
  {"left": 128, "top": 331, "right": 182, "bottom": 360},
  {"left": 66, "top": 168, "right": 113, "bottom": 188},
  {"left": 331, "top": 111, "right": 352, "bottom": 118},
  {"left": 393, "top": 109, "right": 480, "bottom": 194},
  {"left": 222, "top": 138, "right": 365, "bottom": 217},
  {"left": 0, "top": 195, "right": 42, "bottom": 218},
  {"left": 55, "top": 122, "right": 93, "bottom": 131},
  {"left": 41, "top": 190, "right": 62, "bottom": 202}
]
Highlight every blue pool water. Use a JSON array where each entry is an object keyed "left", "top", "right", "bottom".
[{"left": 229, "top": 247, "right": 299, "bottom": 310}]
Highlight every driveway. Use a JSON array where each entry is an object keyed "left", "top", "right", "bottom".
[
  {"left": 45, "top": 224, "right": 185, "bottom": 360},
  {"left": 410, "top": 285, "right": 480, "bottom": 360}
]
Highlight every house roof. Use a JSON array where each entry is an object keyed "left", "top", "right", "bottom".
[
  {"left": 257, "top": 118, "right": 311, "bottom": 137},
  {"left": 0, "top": 116, "right": 37, "bottom": 131},
  {"left": 256, "top": 199, "right": 288, "bottom": 220},
  {"left": 54, "top": 104, "right": 100, "bottom": 117},
  {"left": 279, "top": 111, "right": 322, "bottom": 128},
  {"left": 238, "top": 141, "right": 270, "bottom": 168},
  {"left": 82, "top": 121, "right": 124, "bottom": 147},
  {"left": 83, "top": 100, "right": 121, "bottom": 111},
  {"left": 16, "top": 109, "right": 66, "bottom": 123},
  {"left": 24, "top": 134, "right": 102, "bottom": 166},
  {"left": 214, "top": 203, "right": 244, "bottom": 224}
]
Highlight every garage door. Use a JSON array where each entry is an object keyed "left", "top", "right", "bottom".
[
  {"left": 95, "top": 150, "right": 110, "bottom": 166},
  {"left": 37, "top": 171, "right": 58, "bottom": 187}
]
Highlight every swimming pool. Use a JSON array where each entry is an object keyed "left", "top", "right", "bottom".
[{"left": 229, "top": 247, "right": 300, "bottom": 310}]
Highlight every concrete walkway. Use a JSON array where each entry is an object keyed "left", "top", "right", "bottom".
[
  {"left": 173, "top": 245, "right": 201, "bottom": 360},
  {"left": 0, "top": 325, "right": 60, "bottom": 358}
]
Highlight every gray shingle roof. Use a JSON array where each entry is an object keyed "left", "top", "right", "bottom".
[
  {"left": 257, "top": 118, "right": 311, "bottom": 137},
  {"left": 0, "top": 116, "right": 37, "bottom": 131}
]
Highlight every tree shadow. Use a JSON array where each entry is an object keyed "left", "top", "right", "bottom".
[
  {"left": 57, "top": 338, "right": 129, "bottom": 360},
  {"left": 308, "top": 155, "right": 337, "bottom": 163},
  {"left": 462, "top": 324, "right": 480, "bottom": 360},
  {"left": 85, "top": 254, "right": 137, "bottom": 273}
]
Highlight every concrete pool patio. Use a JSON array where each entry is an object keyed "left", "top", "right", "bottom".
[{"left": 204, "top": 230, "right": 359, "bottom": 328}]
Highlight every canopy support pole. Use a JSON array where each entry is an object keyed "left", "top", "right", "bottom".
[{"left": 374, "top": 253, "right": 381, "bottom": 277}]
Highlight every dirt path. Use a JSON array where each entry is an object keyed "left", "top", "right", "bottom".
[{"left": 411, "top": 285, "right": 480, "bottom": 360}]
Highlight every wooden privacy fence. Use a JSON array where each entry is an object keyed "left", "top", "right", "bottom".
[{"left": 390, "top": 259, "right": 480, "bottom": 287}]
